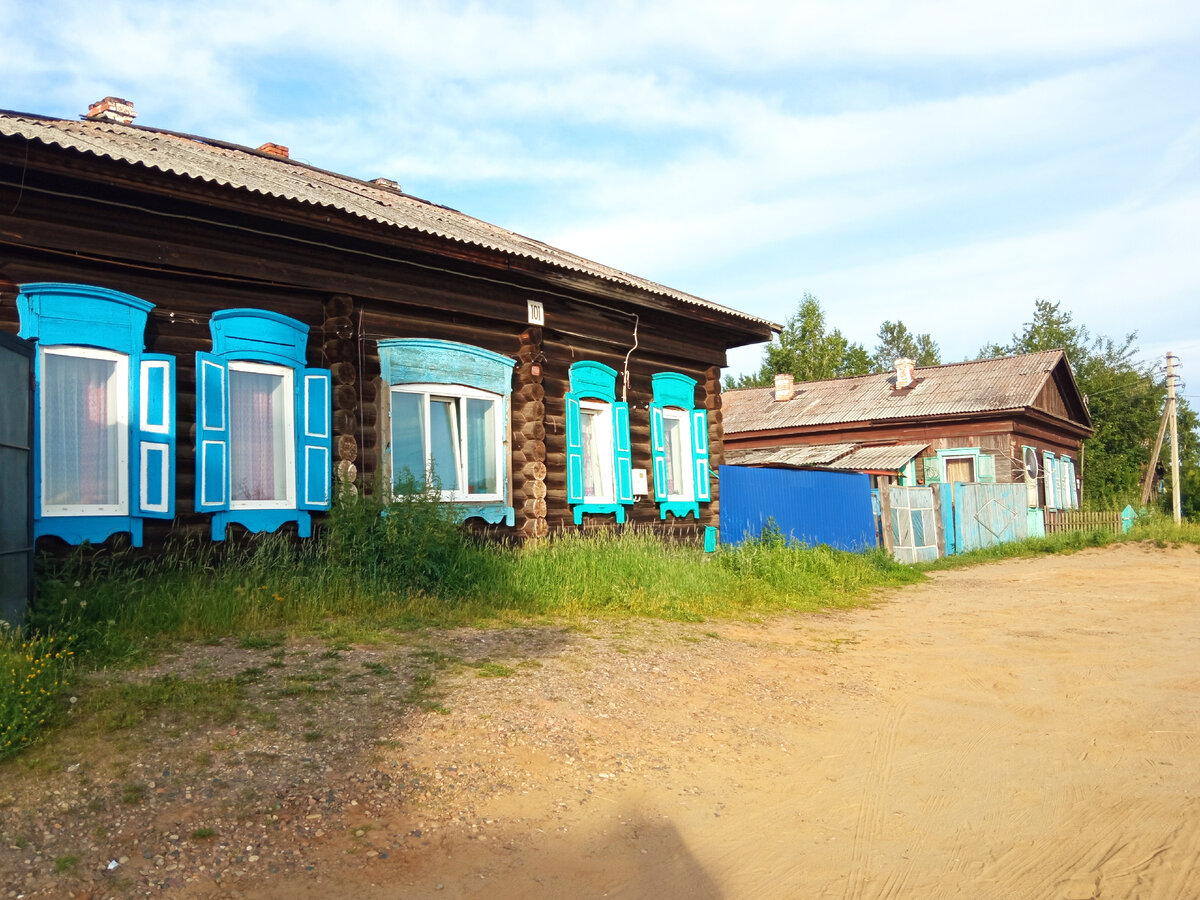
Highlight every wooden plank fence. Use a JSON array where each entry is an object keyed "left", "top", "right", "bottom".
[{"left": 1044, "top": 509, "right": 1122, "bottom": 535}]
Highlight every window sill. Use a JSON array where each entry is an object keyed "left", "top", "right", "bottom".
[
  {"left": 572, "top": 503, "right": 627, "bottom": 526},
  {"left": 658, "top": 501, "right": 700, "bottom": 521},
  {"left": 211, "top": 510, "right": 312, "bottom": 541},
  {"left": 36, "top": 516, "right": 145, "bottom": 548}
]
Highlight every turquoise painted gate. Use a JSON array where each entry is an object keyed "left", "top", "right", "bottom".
[{"left": 943, "top": 482, "right": 1027, "bottom": 555}]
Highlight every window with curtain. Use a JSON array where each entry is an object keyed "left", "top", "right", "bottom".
[
  {"left": 40, "top": 346, "right": 128, "bottom": 514},
  {"left": 943, "top": 456, "right": 976, "bottom": 483},
  {"left": 390, "top": 385, "right": 503, "bottom": 501},
  {"left": 661, "top": 408, "right": 694, "bottom": 501},
  {"left": 229, "top": 362, "right": 294, "bottom": 507},
  {"left": 580, "top": 402, "right": 615, "bottom": 503}
]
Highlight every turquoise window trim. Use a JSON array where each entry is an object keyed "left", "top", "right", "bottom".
[
  {"left": 573, "top": 503, "right": 626, "bottom": 526},
  {"left": 17, "top": 283, "right": 176, "bottom": 548},
  {"left": 379, "top": 338, "right": 515, "bottom": 526},
  {"left": 649, "top": 372, "right": 707, "bottom": 520},
  {"left": 566, "top": 362, "right": 633, "bottom": 522},
  {"left": 379, "top": 338, "right": 514, "bottom": 397},
  {"left": 197, "top": 309, "right": 331, "bottom": 541},
  {"left": 569, "top": 360, "right": 619, "bottom": 403},
  {"left": 934, "top": 447, "right": 995, "bottom": 483}
]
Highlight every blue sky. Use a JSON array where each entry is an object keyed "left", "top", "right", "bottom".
[{"left": 4, "top": 0, "right": 1199, "bottom": 395}]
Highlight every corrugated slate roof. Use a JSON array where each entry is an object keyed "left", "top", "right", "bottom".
[
  {"left": 0, "top": 110, "right": 776, "bottom": 331},
  {"left": 828, "top": 443, "right": 929, "bottom": 472},
  {"left": 724, "top": 442, "right": 927, "bottom": 472},
  {"left": 723, "top": 350, "right": 1080, "bottom": 434},
  {"left": 724, "top": 444, "right": 857, "bottom": 468}
]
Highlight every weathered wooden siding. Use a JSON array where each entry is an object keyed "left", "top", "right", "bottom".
[{"left": 1, "top": 142, "right": 748, "bottom": 547}]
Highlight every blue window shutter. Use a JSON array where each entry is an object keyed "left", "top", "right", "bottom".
[
  {"left": 297, "top": 368, "right": 332, "bottom": 510},
  {"left": 649, "top": 403, "right": 667, "bottom": 500},
  {"left": 922, "top": 456, "right": 941, "bottom": 484},
  {"left": 565, "top": 392, "right": 584, "bottom": 504},
  {"left": 135, "top": 354, "right": 176, "bottom": 518},
  {"left": 692, "top": 408, "right": 711, "bottom": 502},
  {"left": 195, "top": 352, "right": 230, "bottom": 512},
  {"left": 978, "top": 454, "right": 996, "bottom": 483},
  {"left": 614, "top": 401, "right": 634, "bottom": 504}
]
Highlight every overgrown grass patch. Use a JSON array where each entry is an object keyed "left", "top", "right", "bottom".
[{"left": 0, "top": 631, "right": 74, "bottom": 761}]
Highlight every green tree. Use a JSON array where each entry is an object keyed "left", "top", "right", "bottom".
[
  {"left": 725, "top": 294, "right": 871, "bottom": 388},
  {"left": 871, "top": 320, "right": 941, "bottom": 372},
  {"left": 979, "top": 299, "right": 1197, "bottom": 511}
]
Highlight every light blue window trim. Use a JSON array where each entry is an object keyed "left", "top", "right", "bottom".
[
  {"left": 1043, "top": 451, "right": 1058, "bottom": 509},
  {"left": 649, "top": 372, "right": 709, "bottom": 520},
  {"left": 934, "top": 447, "right": 996, "bottom": 484},
  {"left": 197, "top": 309, "right": 331, "bottom": 541},
  {"left": 565, "top": 361, "right": 632, "bottom": 524},
  {"left": 378, "top": 338, "right": 514, "bottom": 526},
  {"left": 17, "top": 283, "right": 176, "bottom": 548}
]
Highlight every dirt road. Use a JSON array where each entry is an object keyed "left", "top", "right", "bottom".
[{"left": 4, "top": 543, "right": 1199, "bottom": 899}]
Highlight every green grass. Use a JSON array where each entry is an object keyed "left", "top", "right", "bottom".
[{"left": 10, "top": 486, "right": 1197, "bottom": 762}]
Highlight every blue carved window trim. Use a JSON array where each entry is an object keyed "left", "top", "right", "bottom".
[
  {"left": 378, "top": 338, "right": 515, "bottom": 526},
  {"left": 16, "top": 282, "right": 176, "bottom": 548},
  {"left": 648, "top": 372, "right": 710, "bottom": 520},
  {"left": 565, "top": 361, "right": 634, "bottom": 525},
  {"left": 195, "top": 309, "right": 331, "bottom": 541}
]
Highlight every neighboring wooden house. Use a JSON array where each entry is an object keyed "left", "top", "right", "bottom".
[
  {"left": 723, "top": 352, "right": 1094, "bottom": 519},
  {"left": 0, "top": 99, "right": 775, "bottom": 549}
]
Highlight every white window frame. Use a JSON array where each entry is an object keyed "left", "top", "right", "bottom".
[
  {"left": 580, "top": 399, "right": 616, "bottom": 505},
  {"left": 661, "top": 407, "right": 695, "bottom": 502},
  {"left": 39, "top": 345, "right": 130, "bottom": 518},
  {"left": 228, "top": 360, "right": 296, "bottom": 511},
  {"left": 941, "top": 454, "right": 977, "bottom": 483},
  {"left": 389, "top": 383, "right": 506, "bottom": 504}
]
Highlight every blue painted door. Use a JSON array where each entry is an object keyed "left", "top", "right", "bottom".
[
  {"left": 718, "top": 465, "right": 876, "bottom": 550},
  {"left": 0, "top": 331, "right": 34, "bottom": 625}
]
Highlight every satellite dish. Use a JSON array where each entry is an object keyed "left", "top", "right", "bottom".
[{"left": 1023, "top": 446, "right": 1039, "bottom": 480}]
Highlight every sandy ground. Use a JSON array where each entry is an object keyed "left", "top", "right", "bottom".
[
  {"left": 4, "top": 542, "right": 1199, "bottom": 899},
  {"left": 252, "top": 543, "right": 1200, "bottom": 900}
]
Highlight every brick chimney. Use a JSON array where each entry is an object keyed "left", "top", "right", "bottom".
[
  {"left": 774, "top": 373, "right": 795, "bottom": 402},
  {"left": 894, "top": 357, "right": 916, "bottom": 389},
  {"left": 257, "top": 142, "right": 290, "bottom": 158},
  {"left": 85, "top": 97, "right": 136, "bottom": 125}
]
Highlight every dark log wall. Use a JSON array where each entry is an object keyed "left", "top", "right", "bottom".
[{"left": 1, "top": 143, "right": 749, "bottom": 545}]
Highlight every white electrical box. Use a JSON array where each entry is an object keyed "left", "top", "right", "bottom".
[{"left": 632, "top": 468, "right": 649, "bottom": 496}]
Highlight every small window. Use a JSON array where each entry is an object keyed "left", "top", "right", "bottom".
[
  {"left": 229, "top": 362, "right": 296, "bottom": 508},
  {"left": 580, "top": 400, "right": 615, "bottom": 504},
  {"left": 943, "top": 455, "right": 975, "bottom": 484},
  {"left": 196, "top": 309, "right": 331, "bottom": 540},
  {"left": 565, "top": 361, "right": 633, "bottom": 524},
  {"left": 18, "top": 283, "right": 177, "bottom": 547},
  {"left": 378, "top": 338, "right": 514, "bottom": 525},
  {"left": 389, "top": 384, "right": 505, "bottom": 502},
  {"left": 649, "top": 372, "right": 710, "bottom": 520},
  {"left": 40, "top": 347, "right": 130, "bottom": 516}
]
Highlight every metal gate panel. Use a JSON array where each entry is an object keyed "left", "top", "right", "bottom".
[
  {"left": 719, "top": 465, "right": 876, "bottom": 550},
  {"left": 0, "top": 331, "right": 34, "bottom": 625},
  {"left": 888, "top": 485, "right": 939, "bottom": 563}
]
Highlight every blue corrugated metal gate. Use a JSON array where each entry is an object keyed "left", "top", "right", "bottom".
[
  {"left": 943, "top": 482, "right": 1027, "bottom": 554},
  {"left": 0, "top": 330, "right": 34, "bottom": 625},
  {"left": 719, "top": 465, "right": 876, "bottom": 550}
]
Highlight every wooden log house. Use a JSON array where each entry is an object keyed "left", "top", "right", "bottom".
[
  {"left": 723, "top": 354, "right": 1095, "bottom": 524},
  {"left": 0, "top": 99, "right": 776, "bottom": 549}
]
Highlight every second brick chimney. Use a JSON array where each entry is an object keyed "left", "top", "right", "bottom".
[
  {"left": 774, "top": 373, "right": 795, "bottom": 402},
  {"left": 85, "top": 97, "right": 136, "bottom": 125}
]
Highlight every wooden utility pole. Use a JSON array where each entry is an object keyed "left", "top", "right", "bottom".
[{"left": 1167, "top": 352, "right": 1182, "bottom": 524}]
